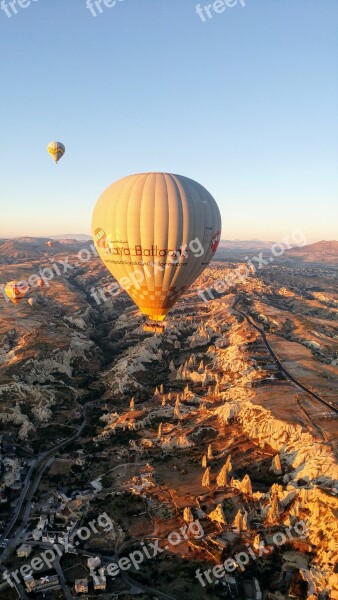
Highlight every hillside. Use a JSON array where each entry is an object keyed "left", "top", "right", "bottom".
[
  {"left": 285, "top": 240, "right": 338, "bottom": 265},
  {"left": 0, "top": 237, "right": 92, "bottom": 265}
]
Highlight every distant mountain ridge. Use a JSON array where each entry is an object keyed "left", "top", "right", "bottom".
[
  {"left": 0, "top": 236, "right": 92, "bottom": 265},
  {"left": 284, "top": 240, "right": 338, "bottom": 265},
  {"left": 0, "top": 237, "right": 336, "bottom": 266},
  {"left": 287, "top": 240, "right": 338, "bottom": 254},
  {"left": 215, "top": 239, "right": 338, "bottom": 265},
  {"left": 50, "top": 234, "right": 92, "bottom": 241}
]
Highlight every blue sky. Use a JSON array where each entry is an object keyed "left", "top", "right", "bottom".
[{"left": 0, "top": 0, "right": 337, "bottom": 242}]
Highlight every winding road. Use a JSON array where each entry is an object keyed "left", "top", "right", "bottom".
[
  {"left": 0, "top": 397, "right": 103, "bottom": 565},
  {"left": 232, "top": 297, "right": 338, "bottom": 415}
]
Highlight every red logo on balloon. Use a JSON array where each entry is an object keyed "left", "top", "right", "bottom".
[
  {"left": 211, "top": 231, "right": 221, "bottom": 253},
  {"left": 95, "top": 228, "right": 107, "bottom": 249}
]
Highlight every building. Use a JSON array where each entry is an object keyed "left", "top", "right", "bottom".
[
  {"left": 37, "top": 514, "right": 48, "bottom": 530},
  {"left": 17, "top": 544, "right": 32, "bottom": 558},
  {"left": 67, "top": 517, "right": 79, "bottom": 534},
  {"left": 93, "top": 574, "right": 107, "bottom": 591},
  {"left": 35, "top": 575, "right": 61, "bottom": 592},
  {"left": 75, "top": 579, "right": 88, "bottom": 594},
  {"left": 23, "top": 574, "right": 36, "bottom": 592},
  {"left": 90, "top": 478, "right": 103, "bottom": 493},
  {"left": 221, "top": 574, "right": 238, "bottom": 596},
  {"left": 58, "top": 532, "right": 69, "bottom": 545},
  {"left": 32, "top": 528, "right": 42, "bottom": 541},
  {"left": 87, "top": 556, "right": 101, "bottom": 570}
]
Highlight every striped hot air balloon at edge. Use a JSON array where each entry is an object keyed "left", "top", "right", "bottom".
[{"left": 5, "top": 281, "right": 30, "bottom": 304}]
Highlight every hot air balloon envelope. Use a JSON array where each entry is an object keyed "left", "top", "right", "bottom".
[
  {"left": 5, "top": 281, "right": 30, "bottom": 304},
  {"left": 47, "top": 141, "right": 65, "bottom": 164},
  {"left": 92, "top": 172, "right": 221, "bottom": 322}
]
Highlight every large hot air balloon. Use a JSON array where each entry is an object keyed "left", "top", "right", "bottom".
[
  {"left": 92, "top": 173, "right": 221, "bottom": 327},
  {"left": 5, "top": 281, "right": 30, "bottom": 304},
  {"left": 47, "top": 141, "right": 65, "bottom": 164}
]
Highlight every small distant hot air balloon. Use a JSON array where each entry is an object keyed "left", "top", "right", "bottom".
[
  {"left": 92, "top": 172, "right": 222, "bottom": 330},
  {"left": 47, "top": 141, "right": 65, "bottom": 164},
  {"left": 5, "top": 281, "right": 30, "bottom": 304},
  {"left": 45, "top": 241, "right": 54, "bottom": 247},
  {"left": 37, "top": 277, "right": 46, "bottom": 287},
  {"left": 27, "top": 297, "right": 36, "bottom": 307}
]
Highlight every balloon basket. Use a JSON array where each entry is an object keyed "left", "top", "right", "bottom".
[{"left": 143, "top": 322, "right": 165, "bottom": 334}]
